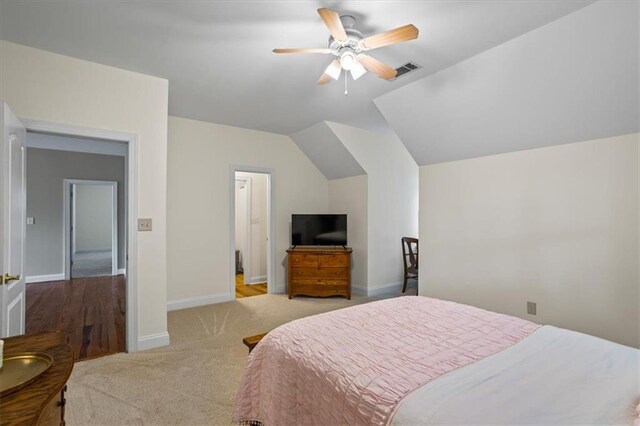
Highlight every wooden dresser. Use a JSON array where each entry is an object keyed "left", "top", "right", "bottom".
[
  {"left": 1, "top": 331, "right": 73, "bottom": 426},
  {"left": 287, "top": 247, "right": 352, "bottom": 299}
]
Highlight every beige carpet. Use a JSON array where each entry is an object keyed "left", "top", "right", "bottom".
[{"left": 65, "top": 289, "right": 416, "bottom": 425}]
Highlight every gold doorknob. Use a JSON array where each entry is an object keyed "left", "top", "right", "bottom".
[{"left": 2, "top": 273, "right": 21, "bottom": 285}]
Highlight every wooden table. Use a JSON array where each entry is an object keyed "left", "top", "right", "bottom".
[
  {"left": 1, "top": 331, "right": 74, "bottom": 426},
  {"left": 242, "top": 333, "right": 267, "bottom": 353}
]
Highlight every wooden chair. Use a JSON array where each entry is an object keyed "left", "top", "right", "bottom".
[{"left": 402, "top": 237, "right": 418, "bottom": 293}]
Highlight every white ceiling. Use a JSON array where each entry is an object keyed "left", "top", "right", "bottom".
[{"left": 0, "top": 1, "right": 594, "bottom": 135}]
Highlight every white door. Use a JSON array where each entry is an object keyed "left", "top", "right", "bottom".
[
  {"left": 0, "top": 102, "right": 26, "bottom": 337},
  {"left": 235, "top": 178, "right": 250, "bottom": 284}
]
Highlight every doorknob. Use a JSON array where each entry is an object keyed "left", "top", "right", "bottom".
[{"left": 1, "top": 274, "right": 21, "bottom": 285}]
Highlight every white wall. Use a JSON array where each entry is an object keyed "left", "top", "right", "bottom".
[
  {"left": 329, "top": 175, "right": 368, "bottom": 292},
  {"left": 0, "top": 41, "right": 169, "bottom": 347},
  {"left": 167, "top": 116, "right": 328, "bottom": 307},
  {"left": 420, "top": 133, "right": 639, "bottom": 348},
  {"left": 326, "top": 122, "right": 419, "bottom": 294},
  {"left": 74, "top": 184, "right": 113, "bottom": 252}
]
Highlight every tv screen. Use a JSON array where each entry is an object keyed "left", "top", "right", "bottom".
[{"left": 292, "top": 214, "right": 347, "bottom": 246}]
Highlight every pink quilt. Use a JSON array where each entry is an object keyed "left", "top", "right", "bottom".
[{"left": 233, "top": 296, "right": 539, "bottom": 426}]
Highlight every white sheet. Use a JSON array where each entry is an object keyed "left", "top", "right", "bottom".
[{"left": 392, "top": 326, "right": 639, "bottom": 425}]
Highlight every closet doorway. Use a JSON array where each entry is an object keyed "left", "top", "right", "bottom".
[{"left": 232, "top": 169, "right": 272, "bottom": 298}]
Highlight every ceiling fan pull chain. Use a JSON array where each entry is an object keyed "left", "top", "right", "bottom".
[{"left": 344, "top": 71, "right": 348, "bottom": 96}]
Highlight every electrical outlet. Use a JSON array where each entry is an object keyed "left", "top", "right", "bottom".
[
  {"left": 527, "top": 301, "right": 537, "bottom": 315},
  {"left": 138, "top": 218, "right": 153, "bottom": 231},
  {"left": 26, "top": 217, "right": 35, "bottom": 225}
]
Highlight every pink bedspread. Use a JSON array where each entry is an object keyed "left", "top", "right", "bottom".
[{"left": 233, "top": 296, "right": 539, "bottom": 426}]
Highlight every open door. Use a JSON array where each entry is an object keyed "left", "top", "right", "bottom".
[{"left": 0, "top": 102, "right": 26, "bottom": 337}]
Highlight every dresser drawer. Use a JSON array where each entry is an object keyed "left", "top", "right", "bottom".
[
  {"left": 318, "top": 254, "right": 349, "bottom": 268},
  {"left": 291, "top": 267, "right": 348, "bottom": 279},
  {"left": 291, "top": 278, "right": 349, "bottom": 287},
  {"left": 289, "top": 253, "right": 318, "bottom": 267}
]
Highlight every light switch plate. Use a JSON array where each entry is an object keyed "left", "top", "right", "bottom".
[
  {"left": 527, "top": 301, "right": 537, "bottom": 315},
  {"left": 26, "top": 217, "right": 35, "bottom": 225},
  {"left": 138, "top": 218, "right": 153, "bottom": 231}
]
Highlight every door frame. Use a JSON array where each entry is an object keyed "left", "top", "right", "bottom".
[
  {"left": 234, "top": 175, "right": 252, "bottom": 284},
  {"left": 63, "top": 179, "right": 118, "bottom": 279},
  {"left": 21, "top": 118, "right": 140, "bottom": 352},
  {"left": 229, "top": 165, "right": 274, "bottom": 298}
]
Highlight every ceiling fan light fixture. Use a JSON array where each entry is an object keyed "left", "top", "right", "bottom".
[
  {"left": 325, "top": 60, "right": 342, "bottom": 80},
  {"left": 340, "top": 51, "right": 357, "bottom": 71},
  {"left": 350, "top": 61, "right": 367, "bottom": 80}
]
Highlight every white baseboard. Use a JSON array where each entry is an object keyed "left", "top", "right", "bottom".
[
  {"left": 75, "top": 248, "right": 112, "bottom": 253},
  {"left": 137, "top": 332, "right": 170, "bottom": 351},
  {"left": 249, "top": 275, "right": 267, "bottom": 284},
  {"left": 351, "top": 285, "right": 368, "bottom": 296},
  {"left": 167, "top": 293, "right": 234, "bottom": 312},
  {"left": 26, "top": 273, "right": 65, "bottom": 283},
  {"left": 117, "top": 268, "right": 126, "bottom": 275},
  {"left": 353, "top": 281, "right": 404, "bottom": 297}
]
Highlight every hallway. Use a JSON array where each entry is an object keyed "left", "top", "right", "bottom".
[{"left": 26, "top": 275, "right": 126, "bottom": 360}]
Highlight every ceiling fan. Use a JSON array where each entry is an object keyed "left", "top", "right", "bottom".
[{"left": 273, "top": 8, "right": 419, "bottom": 86}]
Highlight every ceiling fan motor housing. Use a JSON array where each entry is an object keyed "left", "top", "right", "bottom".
[{"left": 328, "top": 16, "right": 365, "bottom": 57}]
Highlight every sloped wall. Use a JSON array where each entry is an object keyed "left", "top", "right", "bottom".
[
  {"left": 290, "top": 122, "right": 365, "bottom": 180},
  {"left": 374, "top": 0, "right": 639, "bottom": 165},
  {"left": 327, "top": 122, "right": 418, "bottom": 294}
]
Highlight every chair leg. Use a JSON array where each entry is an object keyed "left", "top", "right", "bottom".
[{"left": 402, "top": 275, "right": 408, "bottom": 293}]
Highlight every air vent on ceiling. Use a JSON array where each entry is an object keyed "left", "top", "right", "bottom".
[{"left": 391, "top": 62, "right": 422, "bottom": 81}]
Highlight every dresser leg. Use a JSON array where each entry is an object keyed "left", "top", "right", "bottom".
[{"left": 58, "top": 384, "right": 67, "bottom": 426}]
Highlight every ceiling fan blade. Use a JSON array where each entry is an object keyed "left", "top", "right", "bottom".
[
  {"left": 357, "top": 54, "right": 397, "bottom": 80},
  {"left": 317, "top": 73, "right": 333, "bottom": 85},
  {"left": 273, "top": 48, "right": 332, "bottom": 54},
  {"left": 362, "top": 24, "right": 419, "bottom": 50},
  {"left": 318, "top": 8, "right": 348, "bottom": 42}
]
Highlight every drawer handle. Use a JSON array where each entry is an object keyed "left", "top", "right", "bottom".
[{"left": 57, "top": 397, "right": 66, "bottom": 407}]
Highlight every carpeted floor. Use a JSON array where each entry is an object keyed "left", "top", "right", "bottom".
[{"left": 65, "top": 287, "right": 417, "bottom": 425}]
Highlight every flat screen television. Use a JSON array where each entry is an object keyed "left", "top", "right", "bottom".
[{"left": 291, "top": 214, "right": 347, "bottom": 247}]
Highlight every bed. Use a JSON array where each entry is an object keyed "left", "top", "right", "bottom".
[{"left": 233, "top": 296, "right": 640, "bottom": 425}]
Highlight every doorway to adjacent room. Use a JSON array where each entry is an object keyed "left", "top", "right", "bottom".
[
  {"left": 231, "top": 169, "right": 273, "bottom": 298},
  {"left": 64, "top": 179, "right": 118, "bottom": 279}
]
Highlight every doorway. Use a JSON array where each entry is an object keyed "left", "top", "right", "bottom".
[
  {"left": 65, "top": 180, "right": 118, "bottom": 279},
  {"left": 231, "top": 168, "right": 274, "bottom": 299},
  {"left": 22, "top": 124, "right": 136, "bottom": 359}
]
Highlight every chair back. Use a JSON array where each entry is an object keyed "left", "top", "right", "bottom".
[{"left": 402, "top": 237, "right": 419, "bottom": 275}]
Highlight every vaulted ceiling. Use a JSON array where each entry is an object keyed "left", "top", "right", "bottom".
[
  {"left": 375, "top": 0, "right": 640, "bottom": 165},
  {"left": 0, "top": 0, "right": 595, "bottom": 135}
]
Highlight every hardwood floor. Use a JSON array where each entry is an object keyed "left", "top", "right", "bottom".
[
  {"left": 26, "top": 275, "right": 126, "bottom": 361},
  {"left": 235, "top": 274, "right": 267, "bottom": 298}
]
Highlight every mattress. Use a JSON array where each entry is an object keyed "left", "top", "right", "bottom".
[
  {"left": 392, "top": 325, "right": 640, "bottom": 425},
  {"left": 233, "top": 296, "right": 640, "bottom": 425}
]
